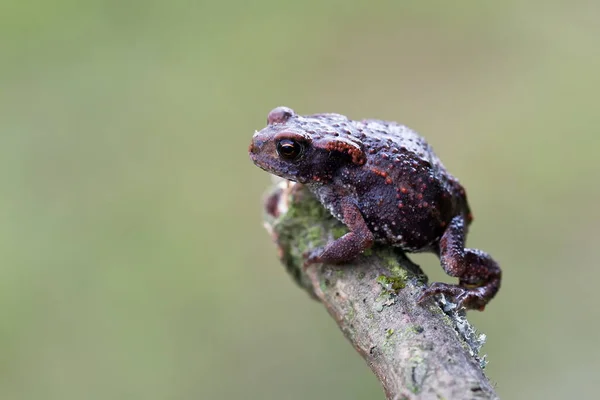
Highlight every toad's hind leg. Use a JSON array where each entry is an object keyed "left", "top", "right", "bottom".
[
  {"left": 304, "top": 199, "right": 374, "bottom": 267},
  {"left": 418, "top": 215, "right": 502, "bottom": 311}
]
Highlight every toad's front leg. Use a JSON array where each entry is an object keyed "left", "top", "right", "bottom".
[
  {"left": 304, "top": 199, "right": 373, "bottom": 267},
  {"left": 418, "top": 215, "right": 502, "bottom": 311}
]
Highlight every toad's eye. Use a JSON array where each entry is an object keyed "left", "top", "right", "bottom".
[{"left": 276, "top": 138, "right": 303, "bottom": 160}]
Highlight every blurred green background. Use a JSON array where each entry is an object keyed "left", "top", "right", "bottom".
[{"left": 1, "top": 0, "right": 599, "bottom": 399}]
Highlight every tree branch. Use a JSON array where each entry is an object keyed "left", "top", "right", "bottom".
[{"left": 262, "top": 180, "right": 499, "bottom": 400}]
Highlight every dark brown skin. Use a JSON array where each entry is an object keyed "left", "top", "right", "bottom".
[{"left": 249, "top": 106, "right": 501, "bottom": 310}]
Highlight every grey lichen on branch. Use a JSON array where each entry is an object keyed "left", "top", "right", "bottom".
[{"left": 262, "top": 180, "right": 499, "bottom": 400}]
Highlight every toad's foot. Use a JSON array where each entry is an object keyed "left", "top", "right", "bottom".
[
  {"left": 302, "top": 199, "right": 373, "bottom": 269},
  {"left": 418, "top": 248, "right": 501, "bottom": 311}
]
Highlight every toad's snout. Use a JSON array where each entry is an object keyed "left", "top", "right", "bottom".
[
  {"left": 249, "top": 131, "right": 270, "bottom": 155},
  {"left": 248, "top": 141, "right": 258, "bottom": 155}
]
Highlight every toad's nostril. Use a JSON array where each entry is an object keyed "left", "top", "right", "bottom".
[
  {"left": 252, "top": 134, "right": 268, "bottom": 151},
  {"left": 248, "top": 143, "right": 256, "bottom": 154}
]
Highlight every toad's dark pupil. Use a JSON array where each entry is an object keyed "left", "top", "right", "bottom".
[{"left": 277, "top": 139, "right": 302, "bottom": 160}]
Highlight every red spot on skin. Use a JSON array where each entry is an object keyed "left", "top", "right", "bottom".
[
  {"left": 417, "top": 193, "right": 424, "bottom": 200},
  {"left": 400, "top": 187, "right": 408, "bottom": 194},
  {"left": 370, "top": 168, "right": 388, "bottom": 178},
  {"left": 398, "top": 203, "right": 404, "bottom": 208},
  {"left": 381, "top": 153, "right": 389, "bottom": 160},
  {"left": 385, "top": 177, "right": 393, "bottom": 185},
  {"left": 422, "top": 202, "right": 429, "bottom": 208}
]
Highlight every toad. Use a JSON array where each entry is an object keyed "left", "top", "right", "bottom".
[{"left": 249, "top": 107, "right": 501, "bottom": 310}]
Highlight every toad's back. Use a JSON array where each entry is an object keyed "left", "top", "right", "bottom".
[{"left": 312, "top": 117, "right": 470, "bottom": 252}]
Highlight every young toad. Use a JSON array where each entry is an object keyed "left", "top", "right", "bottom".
[{"left": 249, "top": 106, "right": 501, "bottom": 310}]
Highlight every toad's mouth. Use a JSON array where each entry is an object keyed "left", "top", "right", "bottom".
[
  {"left": 248, "top": 150, "right": 267, "bottom": 170},
  {"left": 248, "top": 151, "right": 278, "bottom": 176},
  {"left": 249, "top": 153, "right": 307, "bottom": 184}
]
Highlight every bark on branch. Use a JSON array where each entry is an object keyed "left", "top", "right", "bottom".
[{"left": 262, "top": 181, "right": 499, "bottom": 400}]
